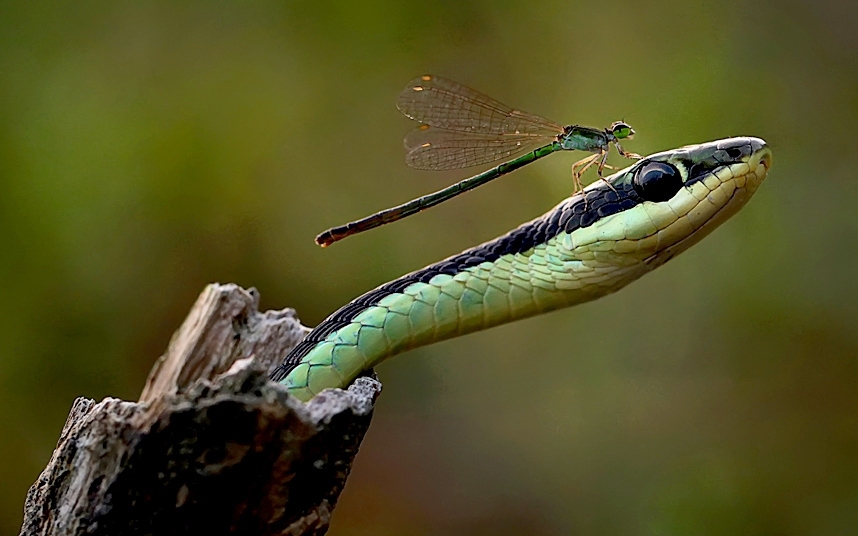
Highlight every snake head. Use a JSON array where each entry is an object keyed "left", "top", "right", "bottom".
[
  {"left": 627, "top": 136, "right": 772, "bottom": 267},
  {"left": 559, "top": 137, "right": 772, "bottom": 272}
]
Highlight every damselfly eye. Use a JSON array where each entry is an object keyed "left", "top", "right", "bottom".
[
  {"left": 633, "top": 162, "right": 683, "bottom": 202},
  {"left": 610, "top": 121, "right": 634, "bottom": 140}
]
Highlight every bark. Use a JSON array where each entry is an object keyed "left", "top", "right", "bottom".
[{"left": 20, "top": 283, "right": 381, "bottom": 536}]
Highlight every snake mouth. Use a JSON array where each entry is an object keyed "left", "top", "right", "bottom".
[
  {"left": 733, "top": 138, "right": 771, "bottom": 195},
  {"left": 757, "top": 150, "right": 772, "bottom": 172},
  {"left": 695, "top": 139, "right": 772, "bottom": 234},
  {"left": 746, "top": 138, "right": 772, "bottom": 174},
  {"left": 640, "top": 138, "right": 771, "bottom": 268}
]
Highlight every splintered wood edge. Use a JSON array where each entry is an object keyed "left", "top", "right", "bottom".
[
  {"left": 21, "top": 283, "right": 382, "bottom": 535},
  {"left": 139, "top": 283, "right": 310, "bottom": 406}
]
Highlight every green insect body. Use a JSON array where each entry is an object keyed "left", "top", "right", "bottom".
[{"left": 558, "top": 122, "right": 633, "bottom": 154}]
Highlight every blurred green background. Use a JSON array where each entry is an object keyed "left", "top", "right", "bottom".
[{"left": 2, "top": 1, "right": 857, "bottom": 534}]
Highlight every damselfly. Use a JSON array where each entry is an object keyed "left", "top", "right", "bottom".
[{"left": 316, "top": 75, "right": 639, "bottom": 247}]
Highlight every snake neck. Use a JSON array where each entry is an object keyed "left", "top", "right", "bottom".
[{"left": 272, "top": 184, "right": 647, "bottom": 400}]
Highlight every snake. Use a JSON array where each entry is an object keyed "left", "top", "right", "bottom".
[{"left": 271, "top": 137, "right": 772, "bottom": 401}]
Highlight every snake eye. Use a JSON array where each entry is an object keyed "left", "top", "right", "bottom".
[{"left": 633, "top": 162, "right": 683, "bottom": 202}]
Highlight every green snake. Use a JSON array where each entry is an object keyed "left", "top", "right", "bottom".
[{"left": 271, "top": 137, "right": 772, "bottom": 401}]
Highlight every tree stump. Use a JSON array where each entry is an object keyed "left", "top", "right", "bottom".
[{"left": 20, "top": 284, "right": 382, "bottom": 536}]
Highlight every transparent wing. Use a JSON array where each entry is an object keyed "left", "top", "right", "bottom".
[
  {"left": 396, "top": 75, "right": 563, "bottom": 136},
  {"left": 404, "top": 125, "right": 550, "bottom": 171}
]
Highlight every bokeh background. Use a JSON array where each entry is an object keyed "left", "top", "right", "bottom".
[{"left": 2, "top": 1, "right": 857, "bottom": 534}]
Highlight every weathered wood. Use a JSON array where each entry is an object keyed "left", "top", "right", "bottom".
[{"left": 21, "top": 283, "right": 381, "bottom": 536}]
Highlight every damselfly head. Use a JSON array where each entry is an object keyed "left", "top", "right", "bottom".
[{"left": 610, "top": 120, "right": 635, "bottom": 140}]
